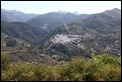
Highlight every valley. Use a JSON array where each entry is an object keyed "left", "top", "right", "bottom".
[
  {"left": 1, "top": 6, "right": 121, "bottom": 81},
  {"left": 1, "top": 8, "right": 121, "bottom": 64}
]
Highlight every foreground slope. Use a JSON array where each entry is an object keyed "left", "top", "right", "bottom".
[{"left": 1, "top": 52, "right": 121, "bottom": 81}]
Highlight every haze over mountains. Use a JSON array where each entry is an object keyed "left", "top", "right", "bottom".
[
  {"left": 26, "top": 12, "right": 90, "bottom": 31},
  {"left": 1, "top": 9, "right": 38, "bottom": 22},
  {"left": 1, "top": 8, "right": 121, "bottom": 64}
]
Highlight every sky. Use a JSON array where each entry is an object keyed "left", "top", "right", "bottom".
[{"left": 1, "top": 1, "right": 121, "bottom": 14}]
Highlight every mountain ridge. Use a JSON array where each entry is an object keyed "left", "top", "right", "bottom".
[{"left": 1, "top": 8, "right": 39, "bottom": 22}]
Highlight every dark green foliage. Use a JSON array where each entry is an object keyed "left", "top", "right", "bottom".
[
  {"left": 51, "top": 43, "right": 69, "bottom": 55},
  {"left": 6, "top": 39, "right": 17, "bottom": 47}
]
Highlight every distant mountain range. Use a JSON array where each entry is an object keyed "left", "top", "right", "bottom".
[
  {"left": 26, "top": 12, "right": 90, "bottom": 32},
  {"left": 1, "top": 8, "right": 90, "bottom": 32},
  {"left": 1, "top": 9, "right": 38, "bottom": 22}
]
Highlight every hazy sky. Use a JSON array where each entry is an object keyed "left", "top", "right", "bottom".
[{"left": 1, "top": 1, "right": 121, "bottom": 14}]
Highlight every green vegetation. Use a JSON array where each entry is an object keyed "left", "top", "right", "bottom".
[
  {"left": 1, "top": 52, "right": 9, "bottom": 70},
  {"left": 1, "top": 52, "right": 121, "bottom": 81}
]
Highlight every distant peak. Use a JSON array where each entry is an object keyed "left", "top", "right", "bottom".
[
  {"left": 73, "top": 11, "right": 79, "bottom": 15},
  {"left": 57, "top": 11, "right": 68, "bottom": 14},
  {"left": 1, "top": 8, "right": 24, "bottom": 13},
  {"left": 105, "top": 8, "right": 121, "bottom": 12},
  {"left": 113, "top": 8, "right": 120, "bottom": 10},
  {"left": 1, "top": 8, "right": 8, "bottom": 12}
]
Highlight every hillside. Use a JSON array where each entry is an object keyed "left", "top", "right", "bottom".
[
  {"left": 36, "top": 8, "right": 121, "bottom": 61},
  {"left": 1, "top": 21, "right": 46, "bottom": 45}
]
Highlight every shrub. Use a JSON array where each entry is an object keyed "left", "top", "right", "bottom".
[
  {"left": 1, "top": 52, "right": 9, "bottom": 70},
  {"left": 6, "top": 39, "right": 17, "bottom": 47},
  {"left": 1, "top": 54, "right": 121, "bottom": 81},
  {"left": 84, "top": 54, "right": 121, "bottom": 81}
]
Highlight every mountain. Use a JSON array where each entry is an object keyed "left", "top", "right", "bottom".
[
  {"left": 57, "top": 11, "right": 68, "bottom": 14},
  {"left": 26, "top": 12, "right": 89, "bottom": 32},
  {"left": 57, "top": 11, "right": 80, "bottom": 15},
  {"left": 1, "top": 8, "right": 121, "bottom": 64},
  {"left": 73, "top": 11, "right": 80, "bottom": 15},
  {"left": 1, "top": 9, "right": 38, "bottom": 22},
  {"left": 104, "top": 8, "right": 121, "bottom": 20},
  {"left": 82, "top": 13, "right": 121, "bottom": 34},
  {"left": 35, "top": 8, "right": 121, "bottom": 61},
  {"left": 1, "top": 21, "right": 46, "bottom": 45}
]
